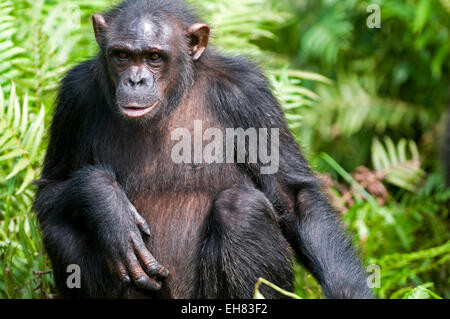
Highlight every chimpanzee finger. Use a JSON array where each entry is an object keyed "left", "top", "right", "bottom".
[
  {"left": 126, "top": 249, "right": 162, "bottom": 291},
  {"left": 130, "top": 232, "right": 169, "bottom": 279},
  {"left": 129, "top": 204, "right": 151, "bottom": 236},
  {"left": 116, "top": 260, "right": 131, "bottom": 284}
]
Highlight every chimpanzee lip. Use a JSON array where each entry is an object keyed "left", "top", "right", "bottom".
[{"left": 121, "top": 101, "right": 160, "bottom": 118}]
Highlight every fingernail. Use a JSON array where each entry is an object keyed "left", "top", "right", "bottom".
[
  {"left": 161, "top": 267, "right": 169, "bottom": 277},
  {"left": 122, "top": 275, "right": 131, "bottom": 283},
  {"left": 142, "top": 224, "right": 151, "bottom": 236}
]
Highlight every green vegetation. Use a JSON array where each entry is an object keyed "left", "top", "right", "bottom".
[{"left": 0, "top": 0, "right": 449, "bottom": 299}]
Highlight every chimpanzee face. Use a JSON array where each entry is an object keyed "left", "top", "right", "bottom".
[{"left": 92, "top": 14, "right": 209, "bottom": 119}]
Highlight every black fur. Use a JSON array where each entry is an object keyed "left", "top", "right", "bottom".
[{"left": 33, "top": 0, "right": 373, "bottom": 299}]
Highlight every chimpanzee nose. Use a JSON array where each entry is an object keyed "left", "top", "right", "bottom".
[
  {"left": 126, "top": 67, "right": 153, "bottom": 88},
  {"left": 128, "top": 76, "right": 145, "bottom": 87}
]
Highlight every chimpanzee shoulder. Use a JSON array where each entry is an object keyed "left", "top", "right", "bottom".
[
  {"left": 199, "top": 52, "right": 285, "bottom": 129},
  {"left": 43, "top": 59, "right": 103, "bottom": 181},
  {"left": 59, "top": 60, "right": 98, "bottom": 100},
  {"left": 198, "top": 52, "right": 317, "bottom": 188}
]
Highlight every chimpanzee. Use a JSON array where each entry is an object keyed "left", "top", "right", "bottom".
[{"left": 33, "top": 0, "right": 372, "bottom": 299}]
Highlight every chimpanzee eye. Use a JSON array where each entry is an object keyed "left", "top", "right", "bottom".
[
  {"left": 115, "top": 51, "right": 129, "bottom": 60},
  {"left": 149, "top": 52, "right": 162, "bottom": 62}
]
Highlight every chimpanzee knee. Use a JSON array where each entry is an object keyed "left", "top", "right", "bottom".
[
  {"left": 212, "top": 186, "right": 279, "bottom": 230},
  {"left": 197, "top": 186, "right": 294, "bottom": 299}
]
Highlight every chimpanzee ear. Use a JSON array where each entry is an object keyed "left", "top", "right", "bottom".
[
  {"left": 187, "top": 23, "right": 210, "bottom": 61},
  {"left": 92, "top": 14, "right": 107, "bottom": 45}
]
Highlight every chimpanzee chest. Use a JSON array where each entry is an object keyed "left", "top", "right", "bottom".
[{"left": 129, "top": 162, "right": 252, "bottom": 298}]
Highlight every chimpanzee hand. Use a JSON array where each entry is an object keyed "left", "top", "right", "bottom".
[
  {"left": 61, "top": 166, "right": 170, "bottom": 292},
  {"left": 101, "top": 202, "right": 169, "bottom": 291}
]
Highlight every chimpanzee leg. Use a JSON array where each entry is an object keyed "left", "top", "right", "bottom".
[{"left": 197, "top": 186, "right": 294, "bottom": 298}]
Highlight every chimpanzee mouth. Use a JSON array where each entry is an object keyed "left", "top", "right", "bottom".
[{"left": 121, "top": 101, "right": 160, "bottom": 118}]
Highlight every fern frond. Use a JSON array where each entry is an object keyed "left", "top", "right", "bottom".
[
  {"left": 11, "top": 0, "right": 84, "bottom": 103},
  {"left": 0, "top": 1, "right": 26, "bottom": 88},
  {"left": 190, "top": 0, "right": 291, "bottom": 59},
  {"left": 300, "top": 10, "right": 353, "bottom": 66},
  {"left": 370, "top": 240, "right": 450, "bottom": 298},
  {"left": 309, "top": 77, "right": 433, "bottom": 140},
  {"left": 269, "top": 68, "right": 328, "bottom": 130},
  {"left": 371, "top": 137, "right": 425, "bottom": 192},
  {"left": 0, "top": 83, "right": 45, "bottom": 194}
]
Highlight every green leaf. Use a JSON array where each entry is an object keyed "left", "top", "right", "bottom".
[
  {"left": 0, "top": 149, "right": 26, "bottom": 162},
  {"left": 403, "top": 285, "right": 443, "bottom": 299},
  {"left": 16, "top": 168, "right": 36, "bottom": 195},
  {"left": 5, "top": 158, "right": 30, "bottom": 180}
]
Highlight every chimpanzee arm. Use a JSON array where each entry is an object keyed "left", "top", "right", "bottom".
[
  {"left": 33, "top": 62, "right": 168, "bottom": 297},
  {"left": 268, "top": 107, "right": 373, "bottom": 299},
  {"left": 205, "top": 55, "right": 373, "bottom": 298},
  {"left": 253, "top": 133, "right": 373, "bottom": 299},
  {"left": 266, "top": 109, "right": 372, "bottom": 299},
  {"left": 34, "top": 167, "right": 168, "bottom": 297},
  {"left": 279, "top": 169, "right": 373, "bottom": 299}
]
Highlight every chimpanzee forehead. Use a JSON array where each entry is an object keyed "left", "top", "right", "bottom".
[{"left": 110, "top": 15, "right": 180, "bottom": 47}]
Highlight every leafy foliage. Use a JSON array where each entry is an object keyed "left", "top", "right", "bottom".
[
  {"left": 0, "top": 85, "right": 50, "bottom": 298},
  {"left": 371, "top": 137, "right": 424, "bottom": 192}
]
